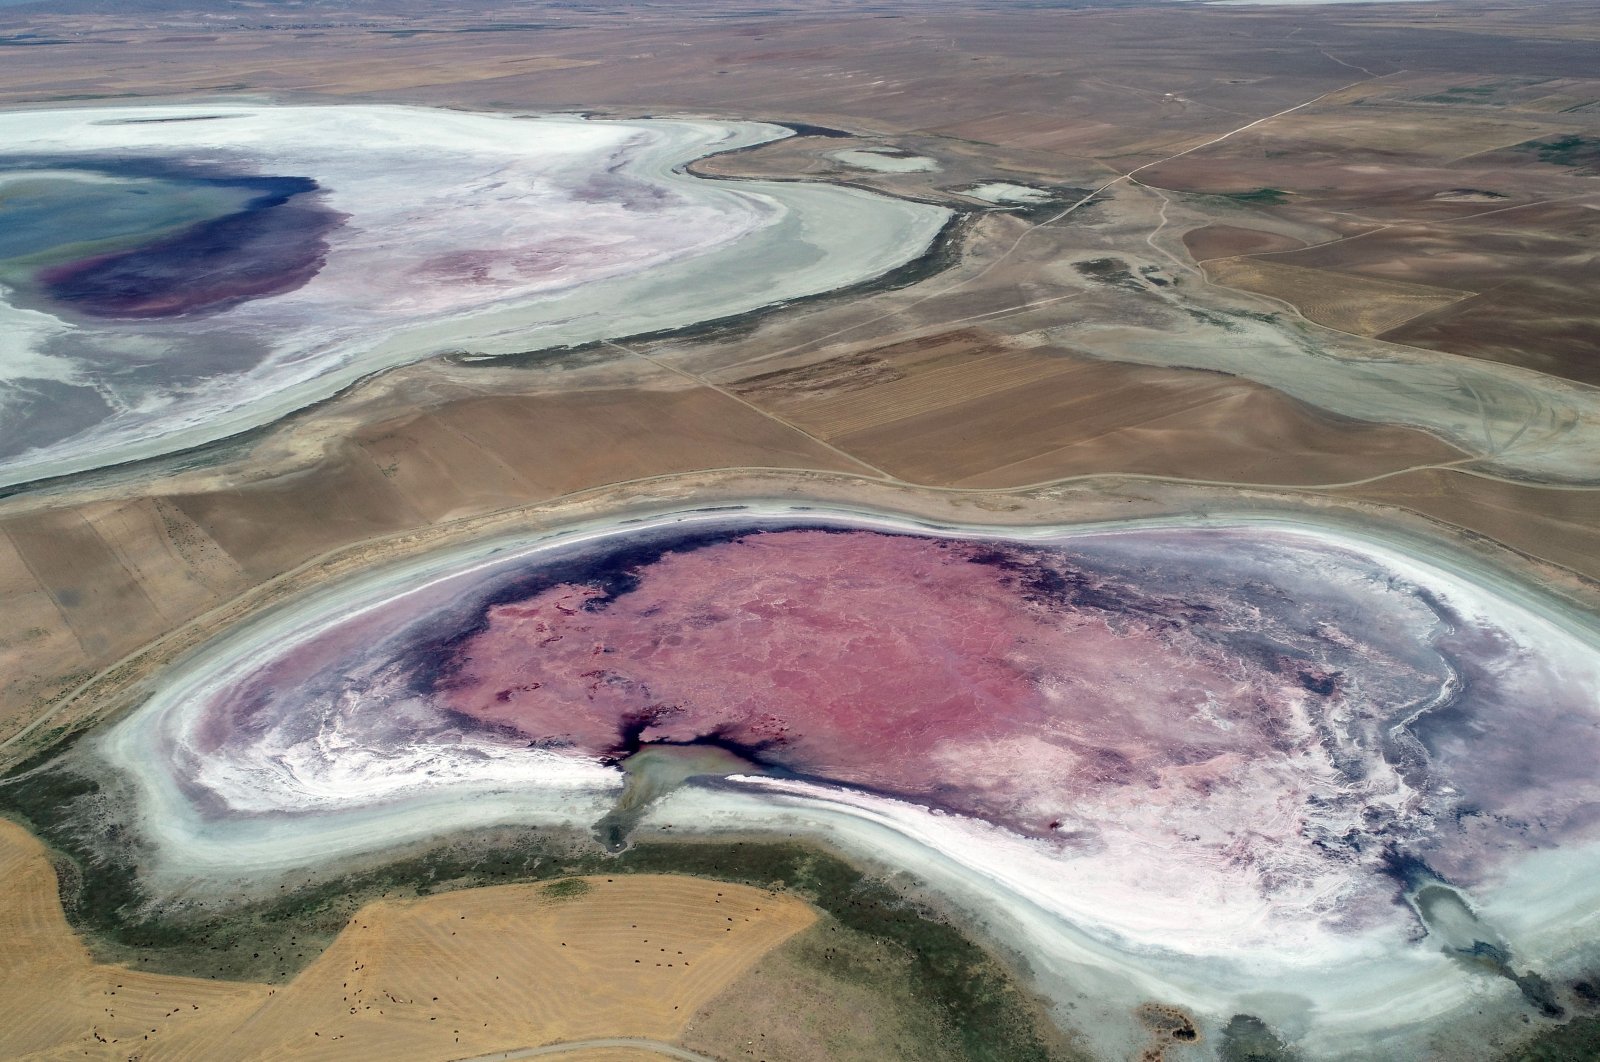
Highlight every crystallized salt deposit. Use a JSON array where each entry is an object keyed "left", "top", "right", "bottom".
[
  {"left": 91, "top": 502, "right": 1600, "bottom": 1059},
  {"left": 0, "top": 105, "right": 949, "bottom": 487},
  {"left": 964, "top": 181, "right": 1053, "bottom": 204}
]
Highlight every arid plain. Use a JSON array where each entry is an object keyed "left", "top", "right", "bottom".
[{"left": 1, "top": 0, "right": 1599, "bottom": 1059}]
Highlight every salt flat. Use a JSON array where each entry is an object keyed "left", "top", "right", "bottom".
[
  {"left": 82, "top": 501, "right": 1600, "bottom": 1060},
  {"left": 0, "top": 104, "right": 949, "bottom": 489},
  {"left": 830, "top": 147, "right": 941, "bottom": 173},
  {"left": 963, "top": 182, "right": 1052, "bottom": 204}
]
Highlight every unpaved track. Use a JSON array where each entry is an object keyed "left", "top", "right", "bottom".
[
  {"left": 454, "top": 1038, "right": 720, "bottom": 1061},
  {"left": 743, "top": 71, "right": 1405, "bottom": 369}
]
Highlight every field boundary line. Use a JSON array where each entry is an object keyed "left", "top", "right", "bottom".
[{"left": 452, "top": 1037, "right": 719, "bottom": 1062}]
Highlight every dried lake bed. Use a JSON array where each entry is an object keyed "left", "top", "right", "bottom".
[
  {"left": 0, "top": 104, "right": 949, "bottom": 489},
  {"left": 26, "top": 500, "right": 1600, "bottom": 1061}
]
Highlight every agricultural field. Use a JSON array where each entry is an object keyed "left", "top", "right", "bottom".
[
  {"left": 0, "top": 818, "right": 817, "bottom": 1061},
  {"left": 1200, "top": 258, "right": 1472, "bottom": 337}
]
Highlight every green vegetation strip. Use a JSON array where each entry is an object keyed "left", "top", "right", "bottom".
[
  {"left": 1, "top": 762, "right": 1068, "bottom": 1062},
  {"left": 5, "top": 757, "right": 1593, "bottom": 1060},
  {"left": 1220, "top": 188, "right": 1289, "bottom": 205},
  {"left": 1515, "top": 135, "right": 1600, "bottom": 171}
]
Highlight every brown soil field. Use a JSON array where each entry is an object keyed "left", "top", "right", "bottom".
[
  {"left": 170, "top": 380, "right": 873, "bottom": 580},
  {"left": 0, "top": 818, "right": 813, "bottom": 1061},
  {"left": 1180, "top": 225, "right": 1307, "bottom": 262},
  {"left": 1127, "top": 68, "right": 1600, "bottom": 383},
  {"left": 726, "top": 337, "right": 1468, "bottom": 487},
  {"left": 1201, "top": 258, "right": 1473, "bottom": 337},
  {"left": 1362, "top": 10, "right": 1600, "bottom": 42},
  {"left": 1348, "top": 470, "right": 1600, "bottom": 581},
  {"left": 686, "top": 921, "right": 972, "bottom": 1062},
  {"left": 1382, "top": 278, "right": 1600, "bottom": 385},
  {"left": 1260, "top": 201, "right": 1600, "bottom": 385},
  {"left": 731, "top": 329, "right": 1083, "bottom": 439},
  {"left": 2, "top": 1, "right": 1595, "bottom": 162},
  {"left": 1256, "top": 109, "right": 1560, "bottom": 163}
]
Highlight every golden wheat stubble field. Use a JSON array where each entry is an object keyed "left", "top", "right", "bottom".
[{"left": 0, "top": 820, "right": 813, "bottom": 1061}]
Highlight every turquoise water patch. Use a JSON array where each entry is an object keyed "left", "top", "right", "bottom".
[
  {"left": 0, "top": 158, "right": 341, "bottom": 322},
  {"left": 0, "top": 171, "right": 254, "bottom": 278}
]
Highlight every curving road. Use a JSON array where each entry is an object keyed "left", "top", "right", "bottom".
[{"left": 452, "top": 1037, "right": 721, "bottom": 1062}]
